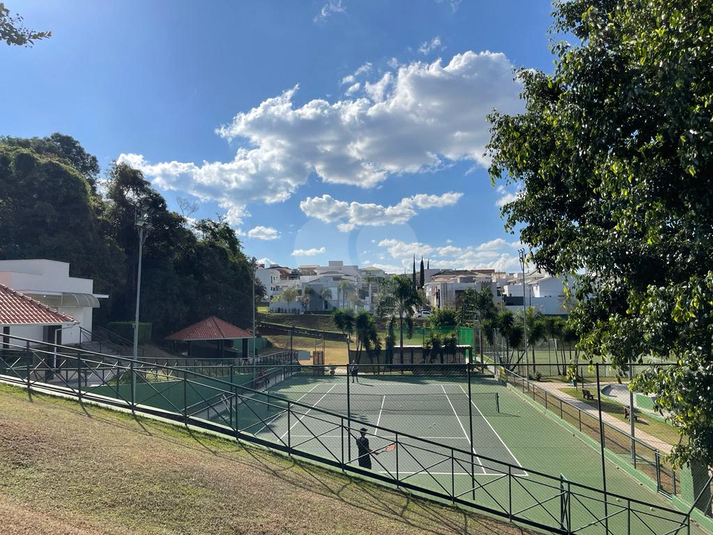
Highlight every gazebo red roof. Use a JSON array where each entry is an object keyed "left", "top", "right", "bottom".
[
  {"left": 165, "top": 316, "right": 252, "bottom": 341},
  {"left": 0, "top": 283, "right": 78, "bottom": 325}
]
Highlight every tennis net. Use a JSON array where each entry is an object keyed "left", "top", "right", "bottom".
[{"left": 267, "top": 390, "right": 500, "bottom": 416}]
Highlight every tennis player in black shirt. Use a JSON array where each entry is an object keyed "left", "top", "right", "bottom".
[{"left": 356, "top": 427, "right": 374, "bottom": 469}]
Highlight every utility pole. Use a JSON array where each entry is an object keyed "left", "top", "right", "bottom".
[{"left": 518, "top": 248, "right": 528, "bottom": 377}]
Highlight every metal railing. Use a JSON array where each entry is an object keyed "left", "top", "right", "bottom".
[
  {"left": 0, "top": 333, "right": 691, "bottom": 535},
  {"left": 500, "top": 367, "right": 679, "bottom": 497}
]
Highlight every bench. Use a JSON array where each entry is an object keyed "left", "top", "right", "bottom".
[
  {"left": 624, "top": 407, "right": 638, "bottom": 421},
  {"left": 581, "top": 389, "right": 595, "bottom": 400}
]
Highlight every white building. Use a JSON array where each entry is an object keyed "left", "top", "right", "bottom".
[
  {"left": 501, "top": 271, "right": 568, "bottom": 315},
  {"left": 424, "top": 270, "right": 496, "bottom": 310},
  {"left": 0, "top": 259, "right": 106, "bottom": 344}
]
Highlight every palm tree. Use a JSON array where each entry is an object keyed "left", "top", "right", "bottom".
[
  {"left": 525, "top": 308, "right": 546, "bottom": 376},
  {"left": 332, "top": 309, "right": 355, "bottom": 358},
  {"left": 376, "top": 275, "right": 422, "bottom": 364},
  {"left": 354, "top": 311, "right": 380, "bottom": 364},
  {"left": 338, "top": 280, "right": 354, "bottom": 309},
  {"left": 319, "top": 288, "right": 333, "bottom": 310}
]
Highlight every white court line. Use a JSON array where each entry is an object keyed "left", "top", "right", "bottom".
[
  {"left": 288, "top": 435, "right": 470, "bottom": 440},
  {"left": 377, "top": 471, "right": 511, "bottom": 476},
  {"left": 254, "top": 383, "right": 322, "bottom": 435},
  {"left": 459, "top": 385, "right": 528, "bottom": 476},
  {"left": 441, "top": 385, "right": 486, "bottom": 475},
  {"left": 374, "top": 395, "right": 386, "bottom": 436},
  {"left": 279, "top": 384, "right": 337, "bottom": 440}
]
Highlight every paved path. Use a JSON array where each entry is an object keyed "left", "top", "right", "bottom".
[{"left": 534, "top": 380, "right": 673, "bottom": 454}]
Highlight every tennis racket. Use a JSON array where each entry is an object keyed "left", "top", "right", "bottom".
[{"left": 377, "top": 443, "right": 396, "bottom": 455}]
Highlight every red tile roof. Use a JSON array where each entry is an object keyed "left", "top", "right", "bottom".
[
  {"left": 165, "top": 316, "right": 252, "bottom": 341},
  {"left": 0, "top": 283, "right": 78, "bottom": 325}
]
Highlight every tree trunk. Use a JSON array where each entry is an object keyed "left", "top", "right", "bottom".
[{"left": 399, "top": 313, "right": 404, "bottom": 365}]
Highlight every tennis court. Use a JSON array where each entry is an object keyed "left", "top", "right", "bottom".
[
  {"left": 237, "top": 373, "right": 526, "bottom": 492},
  {"left": 220, "top": 367, "right": 697, "bottom": 535}
]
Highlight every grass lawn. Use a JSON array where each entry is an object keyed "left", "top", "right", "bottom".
[
  {"left": 560, "top": 387, "right": 683, "bottom": 448},
  {"left": 0, "top": 383, "right": 537, "bottom": 535},
  {"left": 263, "top": 334, "right": 349, "bottom": 364}
]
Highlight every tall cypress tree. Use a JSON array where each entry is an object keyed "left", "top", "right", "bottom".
[
  {"left": 419, "top": 256, "right": 425, "bottom": 288},
  {"left": 412, "top": 255, "right": 417, "bottom": 291}
]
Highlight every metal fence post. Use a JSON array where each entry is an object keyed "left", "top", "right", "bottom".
[
  {"left": 508, "top": 465, "right": 513, "bottom": 520},
  {"left": 395, "top": 432, "right": 399, "bottom": 483},
  {"left": 25, "top": 341, "right": 31, "bottom": 392},
  {"left": 347, "top": 365, "right": 351, "bottom": 462},
  {"left": 183, "top": 369, "right": 188, "bottom": 422},
  {"left": 130, "top": 360, "right": 135, "bottom": 410},
  {"left": 287, "top": 401, "right": 291, "bottom": 448},
  {"left": 77, "top": 353, "right": 81, "bottom": 400},
  {"left": 229, "top": 365, "right": 234, "bottom": 429}
]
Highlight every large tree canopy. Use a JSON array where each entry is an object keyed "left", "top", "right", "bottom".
[
  {"left": 488, "top": 0, "right": 713, "bottom": 466},
  {"left": 0, "top": 143, "right": 124, "bottom": 294},
  {"left": 0, "top": 136, "right": 261, "bottom": 338}
]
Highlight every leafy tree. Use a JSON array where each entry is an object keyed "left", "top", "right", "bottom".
[
  {"left": 376, "top": 275, "right": 422, "bottom": 364},
  {"left": 487, "top": 0, "right": 713, "bottom": 465},
  {"left": 2, "top": 134, "right": 100, "bottom": 189},
  {"left": 430, "top": 307, "right": 457, "bottom": 328},
  {"left": 281, "top": 288, "right": 298, "bottom": 312},
  {"left": 1, "top": 3, "right": 51, "bottom": 46},
  {"left": 0, "top": 143, "right": 124, "bottom": 295}
]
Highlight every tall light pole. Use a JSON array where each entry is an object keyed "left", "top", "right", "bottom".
[
  {"left": 133, "top": 214, "right": 149, "bottom": 360},
  {"left": 251, "top": 262, "right": 256, "bottom": 364},
  {"left": 518, "top": 248, "right": 528, "bottom": 377}
]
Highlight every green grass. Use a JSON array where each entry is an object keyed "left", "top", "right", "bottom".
[{"left": 560, "top": 387, "right": 683, "bottom": 447}]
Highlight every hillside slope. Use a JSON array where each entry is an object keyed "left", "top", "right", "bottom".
[{"left": 0, "top": 384, "right": 535, "bottom": 535}]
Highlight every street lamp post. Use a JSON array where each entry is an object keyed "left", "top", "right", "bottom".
[
  {"left": 133, "top": 217, "right": 148, "bottom": 359},
  {"left": 518, "top": 248, "right": 528, "bottom": 377}
]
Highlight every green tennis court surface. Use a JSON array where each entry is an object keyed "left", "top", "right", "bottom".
[
  {"left": 224, "top": 371, "right": 701, "bottom": 535},
  {"left": 255, "top": 376, "right": 525, "bottom": 479}
]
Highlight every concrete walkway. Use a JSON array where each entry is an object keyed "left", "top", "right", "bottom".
[{"left": 534, "top": 380, "right": 673, "bottom": 454}]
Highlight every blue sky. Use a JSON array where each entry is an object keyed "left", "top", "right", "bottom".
[{"left": 1, "top": 0, "right": 556, "bottom": 273}]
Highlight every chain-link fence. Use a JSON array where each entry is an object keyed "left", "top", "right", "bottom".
[{"left": 0, "top": 333, "right": 693, "bottom": 535}]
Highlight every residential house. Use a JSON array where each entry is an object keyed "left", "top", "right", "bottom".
[{"left": 0, "top": 259, "right": 106, "bottom": 344}]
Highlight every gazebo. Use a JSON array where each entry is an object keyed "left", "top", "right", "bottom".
[{"left": 165, "top": 316, "right": 253, "bottom": 360}]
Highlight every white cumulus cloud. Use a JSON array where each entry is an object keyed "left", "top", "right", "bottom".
[
  {"left": 118, "top": 51, "right": 522, "bottom": 226},
  {"left": 377, "top": 237, "right": 521, "bottom": 271},
  {"left": 292, "top": 247, "right": 326, "bottom": 256},
  {"left": 495, "top": 185, "right": 519, "bottom": 208},
  {"left": 300, "top": 192, "right": 462, "bottom": 231},
  {"left": 247, "top": 226, "right": 281, "bottom": 240}
]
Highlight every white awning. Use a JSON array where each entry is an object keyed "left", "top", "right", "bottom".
[{"left": 26, "top": 292, "right": 101, "bottom": 308}]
